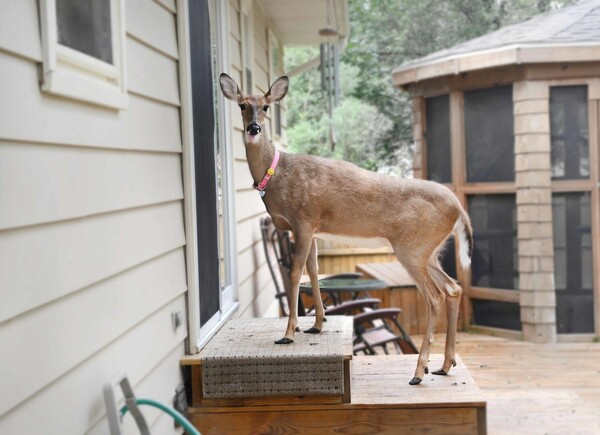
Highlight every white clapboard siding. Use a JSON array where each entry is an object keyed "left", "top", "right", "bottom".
[
  {"left": 234, "top": 158, "right": 255, "bottom": 192},
  {"left": 230, "top": 4, "right": 241, "bottom": 41},
  {"left": 0, "top": 142, "right": 183, "bottom": 230},
  {"left": 86, "top": 342, "right": 185, "bottom": 435},
  {"left": 0, "top": 0, "right": 41, "bottom": 62},
  {"left": 0, "top": 54, "right": 181, "bottom": 152},
  {"left": 232, "top": 129, "right": 247, "bottom": 160},
  {"left": 0, "top": 248, "right": 186, "bottom": 417},
  {"left": 254, "top": 64, "right": 270, "bottom": 93},
  {"left": 155, "top": 0, "right": 176, "bottom": 14},
  {"left": 238, "top": 263, "right": 276, "bottom": 318},
  {"left": 236, "top": 212, "right": 265, "bottom": 253},
  {"left": 237, "top": 240, "right": 267, "bottom": 285},
  {"left": 253, "top": 9, "right": 269, "bottom": 50},
  {"left": 0, "top": 296, "right": 187, "bottom": 435},
  {"left": 127, "top": 37, "right": 180, "bottom": 106},
  {"left": 235, "top": 189, "right": 267, "bottom": 222},
  {"left": 0, "top": 201, "right": 186, "bottom": 322},
  {"left": 126, "top": 0, "right": 178, "bottom": 60}
]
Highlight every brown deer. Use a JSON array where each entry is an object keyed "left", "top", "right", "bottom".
[{"left": 219, "top": 73, "right": 473, "bottom": 385}]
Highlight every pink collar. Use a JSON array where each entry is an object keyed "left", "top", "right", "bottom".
[{"left": 255, "top": 149, "right": 280, "bottom": 196}]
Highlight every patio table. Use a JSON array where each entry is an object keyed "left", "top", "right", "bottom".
[{"left": 299, "top": 278, "right": 388, "bottom": 305}]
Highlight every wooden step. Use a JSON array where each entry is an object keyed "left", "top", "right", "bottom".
[
  {"left": 187, "top": 353, "right": 487, "bottom": 434},
  {"left": 181, "top": 316, "right": 354, "bottom": 407}
]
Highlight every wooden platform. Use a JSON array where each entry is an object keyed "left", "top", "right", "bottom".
[
  {"left": 431, "top": 332, "right": 600, "bottom": 434},
  {"left": 187, "top": 354, "right": 486, "bottom": 434}
]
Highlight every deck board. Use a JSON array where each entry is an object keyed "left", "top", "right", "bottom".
[{"left": 428, "top": 332, "right": 600, "bottom": 434}]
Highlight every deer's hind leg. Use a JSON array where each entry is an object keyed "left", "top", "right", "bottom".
[
  {"left": 304, "top": 238, "right": 325, "bottom": 334},
  {"left": 392, "top": 247, "right": 446, "bottom": 385},
  {"left": 428, "top": 257, "right": 462, "bottom": 376}
]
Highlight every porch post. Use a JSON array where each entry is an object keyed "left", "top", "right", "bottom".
[{"left": 513, "top": 80, "right": 557, "bottom": 342}]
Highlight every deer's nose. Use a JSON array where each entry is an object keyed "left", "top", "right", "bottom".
[{"left": 247, "top": 122, "right": 261, "bottom": 136}]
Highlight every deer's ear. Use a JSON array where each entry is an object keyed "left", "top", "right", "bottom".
[
  {"left": 265, "top": 76, "right": 289, "bottom": 103},
  {"left": 219, "top": 73, "right": 243, "bottom": 102}
]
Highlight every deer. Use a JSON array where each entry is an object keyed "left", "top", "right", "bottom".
[{"left": 219, "top": 73, "right": 473, "bottom": 385}]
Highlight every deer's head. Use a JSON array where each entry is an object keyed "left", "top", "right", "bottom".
[{"left": 219, "top": 73, "right": 288, "bottom": 144}]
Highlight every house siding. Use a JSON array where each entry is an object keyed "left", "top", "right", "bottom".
[{"left": 0, "top": 1, "right": 187, "bottom": 434}]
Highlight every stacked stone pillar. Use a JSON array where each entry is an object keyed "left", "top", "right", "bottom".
[
  {"left": 513, "top": 81, "right": 557, "bottom": 342},
  {"left": 411, "top": 97, "right": 424, "bottom": 179}
]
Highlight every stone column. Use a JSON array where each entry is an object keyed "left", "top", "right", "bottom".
[
  {"left": 513, "top": 81, "right": 557, "bottom": 342},
  {"left": 411, "top": 97, "right": 424, "bottom": 179}
]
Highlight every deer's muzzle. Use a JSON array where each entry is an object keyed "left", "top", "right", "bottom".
[{"left": 247, "top": 122, "right": 261, "bottom": 136}]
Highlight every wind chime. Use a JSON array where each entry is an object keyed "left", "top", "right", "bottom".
[{"left": 319, "top": 0, "right": 340, "bottom": 151}]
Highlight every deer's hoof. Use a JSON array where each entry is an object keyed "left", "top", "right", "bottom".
[
  {"left": 425, "top": 367, "right": 429, "bottom": 375},
  {"left": 295, "top": 327, "right": 301, "bottom": 332},
  {"left": 274, "top": 337, "right": 293, "bottom": 345},
  {"left": 303, "top": 327, "right": 321, "bottom": 334},
  {"left": 409, "top": 377, "right": 422, "bottom": 385},
  {"left": 432, "top": 369, "right": 448, "bottom": 376}
]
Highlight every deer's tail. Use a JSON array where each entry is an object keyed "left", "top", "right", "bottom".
[{"left": 454, "top": 208, "right": 473, "bottom": 270}]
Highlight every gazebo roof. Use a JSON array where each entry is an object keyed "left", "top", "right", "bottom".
[{"left": 393, "top": 0, "right": 600, "bottom": 87}]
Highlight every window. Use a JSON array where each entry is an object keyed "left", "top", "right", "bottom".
[
  {"left": 472, "top": 299, "right": 522, "bottom": 330},
  {"left": 269, "top": 31, "right": 283, "bottom": 139},
  {"left": 550, "top": 86, "right": 589, "bottom": 180},
  {"left": 464, "top": 86, "right": 514, "bottom": 182},
  {"left": 241, "top": 0, "right": 253, "bottom": 94},
  {"left": 468, "top": 193, "right": 520, "bottom": 331},
  {"left": 425, "top": 95, "right": 451, "bottom": 183},
  {"left": 40, "top": 0, "right": 127, "bottom": 109},
  {"left": 468, "top": 194, "right": 518, "bottom": 290},
  {"left": 552, "top": 192, "right": 594, "bottom": 333},
  {"left": 184, "top": 0, "right": 238, "bottom": 351}
]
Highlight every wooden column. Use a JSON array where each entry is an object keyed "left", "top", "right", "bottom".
[{"left": 513, "top": 80, "right": 557, "bottom": 342}]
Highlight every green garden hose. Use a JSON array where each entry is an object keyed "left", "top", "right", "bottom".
[{"left": 120, "top": 398, "right": 200, "bottom": 435}]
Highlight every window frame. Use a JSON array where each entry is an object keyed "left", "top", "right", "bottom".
[
  {"left": 240, "top": 0, "right": 254, "bottom": 94},
  {"left": 423, "top": 93, "right": 452, "bottom": 184},
  {"left": 268, "top": 29, "right": 283, "bottom": 142},
  {"left": 548, "top": 80, "right": 599, "bottom": 338},
  {"left": 179, "top": 0, "right": 238, "bottom": 354},
  {"left": 39, "top": 0, "right": 128, "bottom": 110},
  {"left": 420, "top": 87, "right": 521, "bottom": 335}
]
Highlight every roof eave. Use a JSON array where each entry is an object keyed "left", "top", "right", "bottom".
[{"left": 392, "top": 42, "right": 600, "bottom": 88}]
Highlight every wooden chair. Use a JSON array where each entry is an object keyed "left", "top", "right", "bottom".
[
  {"left": 352, "top": 308, "right": 418, "bottom": 355},
  {"left": 260, "top": 216, "right": 365, "bottom": 315}
]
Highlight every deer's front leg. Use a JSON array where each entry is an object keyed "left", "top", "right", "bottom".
[
  {"left": 304, "top": 238, "right": 325, "bottom": 334},
  {"left": 275, "top": 227, "right": 314, "bottom": 344}
]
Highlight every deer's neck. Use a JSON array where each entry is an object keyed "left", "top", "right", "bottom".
[{"left": 245, "top": 136, "right": 277, "bottom": 184}]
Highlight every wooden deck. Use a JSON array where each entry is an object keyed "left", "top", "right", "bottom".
[{"left": 427, "top": 332, "right": 600, "bottom": 434}]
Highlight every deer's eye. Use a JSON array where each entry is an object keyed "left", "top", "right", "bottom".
[
  {"left": 262, "top": 105, "right": 269, "bottom": 112},
  {"left": 238, "top": 104, "right": 246, "bottom": 111}
]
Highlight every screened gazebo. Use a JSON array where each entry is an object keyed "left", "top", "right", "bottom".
[{"left": 393, "top": 0, "right": 600, "bottom": 342}]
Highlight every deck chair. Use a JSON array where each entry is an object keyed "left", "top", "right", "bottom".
[
  {"left": 260, "top": 216, "right": 366, "bottom": 316},
  {"left": 352, "top": 308, "right": 418, "bottom": 355}
]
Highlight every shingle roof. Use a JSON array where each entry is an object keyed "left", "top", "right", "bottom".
[{"left": 400, "top": 0, "right": 600, "bottom": 70}]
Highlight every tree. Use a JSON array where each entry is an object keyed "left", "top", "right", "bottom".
[{"left": 286, "top": 0, "right": 578, "bottom": 176}]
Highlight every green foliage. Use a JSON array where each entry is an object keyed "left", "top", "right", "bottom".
[{"left": 285, "top": 0, "right": 578, "bottom": 175}]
